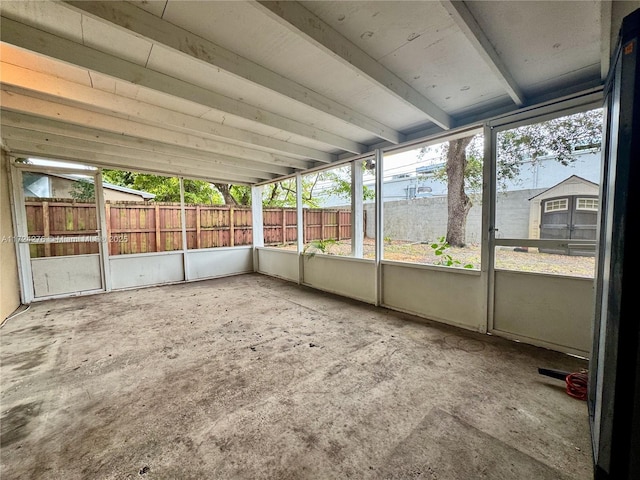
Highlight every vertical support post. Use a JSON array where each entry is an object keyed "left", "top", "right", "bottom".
[
  {"left": 42, "top": 201, "right": 51, "bottom": 257},
  {"left": 483, "top": 122, "right": 497, "bottom": 334},
  {"left": 251, "top": 185, "right": 264, "bottom": 273},
  {"left": 154, "top": 203, "right": 161, "bottom": 251},
  {"left": 296, "top": 173, "right": 304, "bottom": 285},
  {"left": 179, "top": 177, "right": 189, "bottom": 281},
  {"left": 195, "top": 205, "right": 201, "bottom": 249},
  {"left": 374, "top": 149, "right": 384, "bottom": 306},
  {"left": 229, "top": 207, "right": 235, "bottom": 247},
  {"left": 351, "top": 158, "right": 364, "bottom": 258},
  {"left": 95, "top": 169, "right": 111, "bottom": 292}
]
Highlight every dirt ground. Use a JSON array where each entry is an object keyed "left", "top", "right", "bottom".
[
  {"left": 1, "top": 274, "right": 592, "bottom": 479},
  {"left": 284, "top": 239, "right": 596, "bottom": 278}
]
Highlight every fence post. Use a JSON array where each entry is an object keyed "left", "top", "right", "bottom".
[
  {"left": 230, "top": 207, "right": 235, "bottom": 247},
  {"left": 196, "top": 205, "right": 201, "bottom": 249},
  {"left": 105, "top": 202, "right": 111, "bottom": 255},
  {"left": 320, "top": 209, "right": 325, "bottom": 240},
  {"left": 337, "top": 210, "right": 341, "bottom": 241},
  {"left": 155, "top": 204, "right": 161, "bottom": 251},
  {"left": 42, "top": 201, "right": 51, "bottom": 257},
  {"left": 282, "top": 208, "right": 286, "bottom": 244}
]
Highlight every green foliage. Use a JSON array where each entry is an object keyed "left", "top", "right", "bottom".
[
  {"left": 102, "top": 169, "right": 136, "bottom": 186},
  {"left": 102, "top": 170, "right": 223, "bottom": 204},
  {"left": 230, "top": 185, "right": 251, "bottom": 205},
  {"left": 262, "top": 178, "right": 300, "bottom": 207},
  {"left": 318, "top": 164, "right": 375, "bottom": 202},
  {"left": 303, "top": 238, "right": 338, "bottom": 258},
  {"left": 496, "top": 109, "right": 603, "bottom": 190},
  {"left": 430, "top": 236, "right": 474, "bottom": 269},
  {"left": 427, "top": 148, "right": 484, "bottom": 193},
  {"left": 418, "top": 109, "right": 603, "bottom": 193},
  {"left": 262, "top": 162, "right": 374, "bottom": 208},
  {"left": 69, "top": 179, "right": 95, "bottom": 201}
]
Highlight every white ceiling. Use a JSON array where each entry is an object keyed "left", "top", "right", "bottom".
[{"left": 0, "top": 1, "right": 635, "bottom": 184}]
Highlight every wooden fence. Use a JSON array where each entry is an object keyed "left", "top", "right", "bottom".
[
  {"left": 262, "top": 208, "right": 352, "bottom": 244},
  {"left": 25, "top": 199, "right": 100, "bottom": 258},
  {"left": 24, "top": 199, "right": 352, "bottom": 257}
]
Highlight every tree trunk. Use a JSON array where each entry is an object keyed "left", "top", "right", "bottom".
[
  {"left": 213, "top": 183, "right": 238, "bottom": 205},
  {"left": 446, "top": 137, "right": 474, "bottom": 247}
]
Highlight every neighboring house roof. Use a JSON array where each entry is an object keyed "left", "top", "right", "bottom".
[
  {"left": 49, "top": 173, "right": 156, "bottom": 199},
  {"left": 528, "top": 175, "right": 598, "bottom": 201},
  {"left": 416, "top": 162, "right": 446, "bottom": 175}
]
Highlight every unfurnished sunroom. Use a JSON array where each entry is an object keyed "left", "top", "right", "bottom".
[{"left": 1, "top": 2, "right": 639, "bottom": 479}]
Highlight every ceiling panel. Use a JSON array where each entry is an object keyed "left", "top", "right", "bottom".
[
  {"left": 467, "top": 1, "right": 601, "bottom": 93},
  {"left": 303, "top": 1, "right": 453, "bottom": 61}
]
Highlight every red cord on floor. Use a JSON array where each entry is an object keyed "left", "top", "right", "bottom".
[{"left": 565, "top": 372, "right": 588, "bottom": 400}]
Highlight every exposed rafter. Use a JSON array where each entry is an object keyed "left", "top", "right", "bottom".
[
  {"left": 0, "top": 90, "right": 317, "bottom": 172},
  {"left": 0, "top": 16, "right": 341, "bottom": 162},
  {"left": 440, "top": 0, "right": 525, "bottom": 107},
  {"left": 3, "top": 139, "right": 263, "bottom": 185},
  {"left": 0, "top": 61, "right": 333, "bottom": 163},
  {"left": 253, "top": 1, "right": 452, "bottom": 131},
  {"left": 1, "top": 111, "right": 294, "bottom": 177},
  {"left": 61, "top": 0, "right": 392, "bottom": 149},
  {"left": 2, "top": 126, "right": 271, "bottom": 182}
]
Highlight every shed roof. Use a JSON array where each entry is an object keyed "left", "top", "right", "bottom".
[{"left": 528, "top": 175, "right": 599, "bottom": 201}]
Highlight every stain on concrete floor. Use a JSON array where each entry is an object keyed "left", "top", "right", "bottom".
[{"left": 0, "top": 274, "right": 591, "bottom": 479}]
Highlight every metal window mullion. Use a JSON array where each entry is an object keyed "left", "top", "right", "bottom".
[
  {"left": 351, "top": 159, "right": 364, "bottom": 258},
  {"left": 483, "top": 123, "right": 497, "bottom": 334},
  {"left": 374, "top": 148, "right": 384, "bottom": 306},
  {"left": 95, "top": 169, "right": 111, "bottom": 292},
  {"left": 179, "top": 177, "right": 189, "bottom": 281},
  {"left": 296, "top": 173, "right": 304, "bottom": 285}
]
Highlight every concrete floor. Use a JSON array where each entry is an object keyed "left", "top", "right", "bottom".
[{"left": 1, "top": 273, "right": 592, "bottom": 480}]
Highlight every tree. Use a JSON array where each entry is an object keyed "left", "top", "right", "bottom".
[
  {"left": 422, "top": 109, "right": 603, "bottom": 247},
  {"left": 261, "top": 177, "right": 318, "bottom": 207},
  {"left": 319, "top": 165, "right": 375, "bottom": 204},
  {"left": 102, "top": 171, "right": 223, "bottom": 204},
  {"left": 444, "top": 136, "right": 475, "bottom": 247},
  {"left": 246, "top": 163, "right": 374, "bottom": 209},
  {"left": 69, "top": 179, "right": 95, "bottom": 201},
  {"left": 211, "top": 184, "right": 252, "bottom": 206}
]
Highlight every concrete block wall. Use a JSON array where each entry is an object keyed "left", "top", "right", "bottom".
[{"left": 364, "top": 188, "right": 545, "bottom": 244}]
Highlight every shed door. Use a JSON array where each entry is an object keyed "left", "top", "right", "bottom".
[{"left": 540, "top": 195, "right": 598, "bottom": 256}]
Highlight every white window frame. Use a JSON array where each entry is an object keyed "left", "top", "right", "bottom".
[
  {"left": 544, "top": 198, "right": 569, "bottom": 213},
  {"left": 576, "top": 197, "right": 599, "bottom": 211}
]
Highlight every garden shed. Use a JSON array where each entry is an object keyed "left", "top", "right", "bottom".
[
  {"left": 528, "top": 175, "right": 599, "bottom": 256},
  {"left": 1, "top": 2, "right": 640, "bottom": 479}
]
